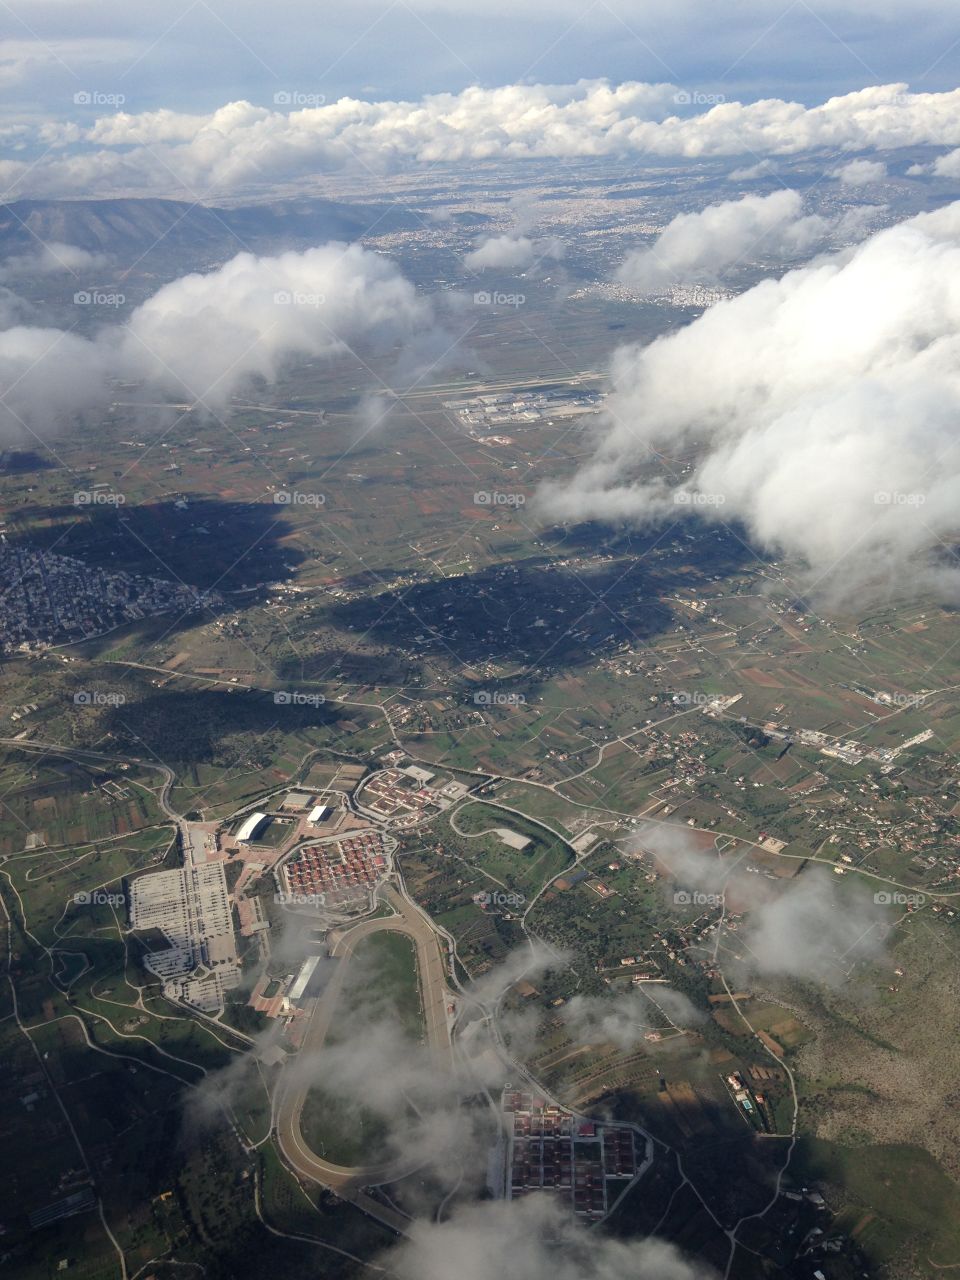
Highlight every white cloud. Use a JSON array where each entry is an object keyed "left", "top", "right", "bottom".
[
  {"left": 4, "top": 82, "right": 960, "bottom": 197},
  {"left": 541, "top": 202, "right": 960, "bottom": 605},
  {"left": 0, "top": 241, "right": 110, "bottom": 279},
  {"left": 728, "top": 158, "right": 778, "bottom": 181},
  {"left": 0, "top": 241, "right": 441, "bottom": 442},
  {"left": 931, "top": 147, "right": 960, "bottom": 177},
  {"left": 562, "top": 985, "right": 704, "bottom": 1049},
  {"left": 616, "top": 191, "right": 840, "bottom": 290},
  {"left": 386, "top": 1194, "right": 714, "bottom": 1280},
  {"left": 464, "top": 232, "right": 564, "bottom": 271},
  {"left": 833, "top": 157, "right": 888, "bottom": 185},
  {"left": 739, "top": 870, "right": 886, "bottom": 985},
  {"left": 120, "top": 242, "right": 433, "bottom": 404},
  {"left": 631, "top": 825, "right": 886, "bottom": 986}
]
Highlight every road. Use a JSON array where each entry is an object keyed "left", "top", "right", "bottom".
[{"left": 274, "top": 884, "right": 452, "bottom": 1233}]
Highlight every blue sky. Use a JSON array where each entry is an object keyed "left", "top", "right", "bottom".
[{"left": 3, "top": 0, "right": 959, "bottom": 120}]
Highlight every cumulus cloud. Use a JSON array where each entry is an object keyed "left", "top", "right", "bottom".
[
  {"left": 615, "top": 191, "right": 849, "bottom": 290},
  {"left": 931, "top": 147, "right": 960, "bottom": 178},
  {"left": 385, "top": 1195, "right": 714, "bottom": 1280},
  {"left": 464, "top": 232, "right": 564, "bottom": 272},
  {"left": 121, "top": 242, "right": 433, "bottom": 403},
  {"left": 5, "top": 82, "right": 960, "bottom": 197},
  {"left": 541, "top": 202, "right": 960, "bottom": 605},
  {"left": 0, "top": 240, "right": 442, "bottom": 441},
  {"left": 833, "top": 157, "right": 888, "bottom": 185}
]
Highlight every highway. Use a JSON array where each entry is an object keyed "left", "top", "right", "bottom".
[{"left": 273, "top": 883, "right": 452, "bottom": 1233}]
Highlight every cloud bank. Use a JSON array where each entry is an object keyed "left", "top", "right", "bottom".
[
  {"left": 543, "top": 202, "right": 960, "bottom": 605},
  {"left": 3, "top": 81, "right": 960, "bottom": 197}
]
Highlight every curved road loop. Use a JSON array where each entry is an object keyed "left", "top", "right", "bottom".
[{"left": 274, "top": 885, "right": 452, "bottom": 1233}]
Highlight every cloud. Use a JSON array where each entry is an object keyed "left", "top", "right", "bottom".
[
  {"left": 931, "top": 147, "right": 960, "bottom": 178},
  {"left": 385, "top": 1195, "right": 714, "bottom": 1280},
  {"left": 615, "top": 191, "right": 845, "bottom": 290},
  {"left": 833, "top": 157, "right": 888, "bottom": 185},
  {"left": 120, "top": 242, "right": 434, "bottom": 404},
  {"left": 728, "top": 159, "right": 778, "bottom": 181},
  {"left": 737, "top": 870, "right": 886, "bottom": 985},
  {"left": 6, "top": 82, "right": 960, "bottom": 197},
  {"left": 631, "top": 825, "right": 886, "bottom": 986},
  {"left": 541, "top": 202, "right": 960, "bottom": 605},
  {"left": 0, "top": 241, "right": 111, "bottom": 279},
  {"left": 562, "top": 985, "right": 704, "bottom": 1049},
  {"left": 0, "top": 240, "right": 442, "bottom": 442},
  {"left": 464, "top": 233, "right": 564, "bottom": 271}
]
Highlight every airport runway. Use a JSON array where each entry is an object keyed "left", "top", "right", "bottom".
[{"left": 274, "top": 884, "right": 452, "bottom": 1232}]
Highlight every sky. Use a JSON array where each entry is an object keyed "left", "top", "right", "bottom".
[
  {"left": 3, "top": 0, "right": 960, "bottom": 118},
  {"left": 0, "top": 0, "right": 958, "bottom": 201}
]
